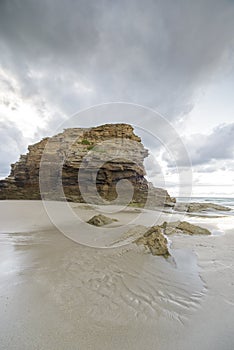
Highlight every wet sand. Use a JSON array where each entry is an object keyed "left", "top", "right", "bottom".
[{"left": 0, "top": 201, "right": 234, "bottom": 350}]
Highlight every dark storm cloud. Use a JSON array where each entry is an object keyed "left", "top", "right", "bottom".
[{"left": 0, "top": 0, "right": 234, "bottom": 118}]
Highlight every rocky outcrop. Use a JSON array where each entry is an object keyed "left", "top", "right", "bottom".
[
  {"left": 134, "top": 226, "right": 170, "bottom": 257},
  {"left": 160, "top": 221, "right": 211, "bottom": 235},
  {"left": 174, "top": 202, "right": 231, "bottom": 213},
  {"left": 0, "top": 123, "right": 174, "bottom": 207},
  {"left": 87, "top": 214, "right": 117, "bottom": 226}
]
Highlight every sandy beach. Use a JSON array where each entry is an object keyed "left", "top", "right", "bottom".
[{"left": 0, "top": 200, "right": 234, "bottom": 350}]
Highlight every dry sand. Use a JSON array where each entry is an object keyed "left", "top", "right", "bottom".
[{"left": 0, "top": 200, "right": 234, "bottom": 350}]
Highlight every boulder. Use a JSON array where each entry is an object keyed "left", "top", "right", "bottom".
[
  {"left": 174, "top": 202, "right": 231, "bottom": 213},
  {"left": 87, "top": 214, "right": 118, "bottom": 226},
  {"left": 187, "top": 203, "right": 231, "bottom": 213},
  {"left": 160, "top": 221, "right": 211, "bottom": 236},
  {"left": 134, "top": 226, "right": 170, "bottom": 257}
]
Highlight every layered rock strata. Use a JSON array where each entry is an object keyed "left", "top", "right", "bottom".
[{"left": 0, "top": 123, "right": 174, "bottom": 207}]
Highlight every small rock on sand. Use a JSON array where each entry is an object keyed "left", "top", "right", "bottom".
[
  {"left": 134, "top": 226, "right": 170, "bottom": 257},
  {"left": 87, "top": 214, "right": 118, "bottom": 226},
  {"left": 160, "top": 221, "right": 211, "bottom": 236}
]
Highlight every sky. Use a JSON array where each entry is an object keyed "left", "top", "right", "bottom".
[{"left": 0, "top": 0, "right": 234, "bottom": 197}]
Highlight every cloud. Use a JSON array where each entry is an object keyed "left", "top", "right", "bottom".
[
  {"left": 0, "top": 121, "right": 26, "bottom": 177},
  {"left": 0, "top": 0, "right": 234, "bottom": 182},
  {"left": 192, "top": 123, "right": 234, "bottom": 165},
  {"left": 0, "top": 0, "right": 234, "bottom": 119},
  {"left": 163, "top": 123, "right": 234, "bottom": 169}
]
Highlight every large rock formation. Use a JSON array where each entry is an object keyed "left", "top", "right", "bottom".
[{"left": 0, "top": 123, "right": 174, "bottom": 207}]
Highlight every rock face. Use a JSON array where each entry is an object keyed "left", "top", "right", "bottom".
[
  {"left": 0, "top": 123, "right": 174, "bottom": 207},
  {"left": 174, "top": 202, "right": 231, "bottom": 213},
  {"left": 134, "top": 226, "right": 170, "bottom": 257},
  {"left": 160, "top": 221, "right": 211, "bottom": 236},
  {"left": 87, "top": 214, "right": 117, "bottom": 226}
]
